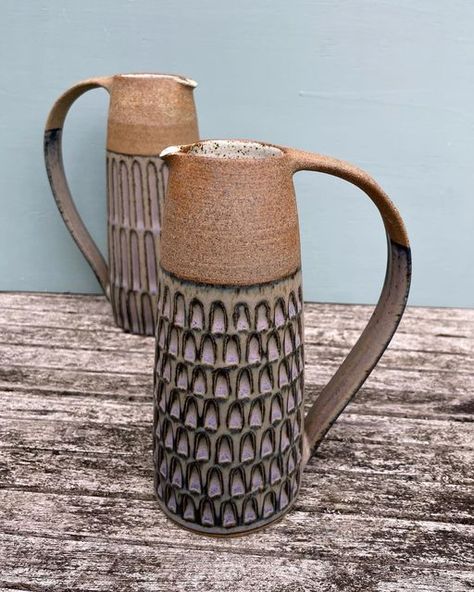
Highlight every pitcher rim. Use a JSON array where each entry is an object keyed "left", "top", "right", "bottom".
[
  {"left": 113, "top": 73, "right": 197, "bottom": 88},
  {"left": 160, "top": 139, "right": 286, "bottom": 161}
]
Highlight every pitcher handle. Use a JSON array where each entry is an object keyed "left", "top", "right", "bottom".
[
  {"left": 44, "top": 77, "right": 113, "bottom": 297},
  {"left": 286, "top": 148, "right": 412, "bottom": 464}
]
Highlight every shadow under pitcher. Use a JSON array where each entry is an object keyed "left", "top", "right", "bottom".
[
  {"left": 44, "top": 73, "right": 199, "bottom": 335},
  {"left": 153, "top": 139, "right": 412, "bottom": 536}
]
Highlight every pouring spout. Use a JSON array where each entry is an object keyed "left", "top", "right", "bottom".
[
  {"left": 179, "top": 76, "right": 198, "bottom": 88},
  {"left": 160, "top": 145, "right": 183, "bottom": 159}
]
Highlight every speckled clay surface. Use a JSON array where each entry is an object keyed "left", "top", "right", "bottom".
[
  {"left": 44, "top": 74, "right": 199, "bottom": 335},
  {"left": 155, "top": 139, "right": 411, "bottom": 535},
  {"left": 160, "top": 141, "right": 301, "bottom": 286}
]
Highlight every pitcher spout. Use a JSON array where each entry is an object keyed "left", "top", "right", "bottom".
[
  {"left": 160, "top": 145, "right": 183, "bottom": 159},
  {"left": 116, "top": 73, "right": 197, "bottom": 88}
]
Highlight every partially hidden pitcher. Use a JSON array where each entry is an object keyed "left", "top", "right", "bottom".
[
  {"left": 44, "top": 73, "right": 199, "bottom": 335},
  {"left": 152, "top": 140, "right": 411, "bottom": 536}
]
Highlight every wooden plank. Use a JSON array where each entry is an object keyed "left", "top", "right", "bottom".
[
  {"left": 305, "top": 364, "right": 474, "bottom": 398},
  {"left": 0, "top": 324, "right": 151, "bottom": 353},
  {"left": 1, "top": 441, "right": 472, "bottom": 524},
  {"left": 306, "top": 345, "right": 473, "bottom": 374},
  {"left": 0, "top": 308, "right": 118, "bottom": 332},
  {"left": 0, "top": 385, "right": 471, "bottom": 428},
  {"left": 0, "top": 362, "right": 472, "bottom": 420},
  {"left": 305, "top": 304, "right": 474, "bottom": 325},
  {"left": 1, "top": 292, "right": 473, "bottom": 323},
  {"left": 0, "top": 292, "right": 472, "bottom": 591},
  {"left": 307, "top": 326, "right": 474, "bottom": 355},
  {"left": 0, "top": 343, "right": 151, "bottom": 375},
  {"left": 1, "top": 405, "right": 471, "bottom": 527},
  {"left": 1, "top": 362, "right": 471, "bottom": 412},
  {"left": 0, "top": 337, "right": 471, "bottom": 380},
  {"left": 0, "top": 390, "right": 150, "bottom": 425},
  {"left": 0, "top": 365, "right": 151, "bottom": 398},
  {"left": 1, "top": 533, "right": 472, "bottom": 592},
  {"left": 0, "top": 409, "right": 472, "bottom": 455},
  {"left": 0, "top": 490, "right": 473, "bottom": 568},
  {"left": 0, "top": 292, "right": 110, "bottom": 314},
  {"left": 0, "top": 311, "right": 470, "bottom": 353},
  {"left": 1, "top": 296, "right": 474, "bottom": 338},
  {"left": 0, "top": 321, "right": 472, "bottom": 357},
  {"left": 1, "top": 307, "right": 473, "bottom": 349}
]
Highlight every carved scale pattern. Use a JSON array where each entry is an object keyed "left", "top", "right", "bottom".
[
  {"left": 107, "top": 151, "right": 168, "bottom": 336},
  {"left": 153, "top": 267, "right": 305, "bottom": 534}
]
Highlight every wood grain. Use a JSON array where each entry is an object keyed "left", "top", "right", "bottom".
[{"left": 0, "top": 292, "right": 472, "bottom": 591}]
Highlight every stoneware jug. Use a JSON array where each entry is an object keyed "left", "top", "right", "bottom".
[
  {"left": 44, "top": 73, "right": 199, "bottom": 335},
  {"left": 153, "top": 139, "right": 411, "bottom": 536}
]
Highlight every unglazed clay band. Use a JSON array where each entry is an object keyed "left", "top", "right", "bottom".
[
  {"left": 286, "top": 148, "right": 412, "bottom": 462},
  {"left": 159, "top": 143, "right": 301, "bottom": 285},
  {"left": 44, "top": 77, "right": 112, "bottom": 295}
]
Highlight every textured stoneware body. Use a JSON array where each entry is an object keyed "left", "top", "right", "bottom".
[
  {"left": 154, "top": 268, "right": 305, "bottom": 535},
  {"left": 44, "top": 74, "right": 199, "bottom": 335},
  {"left": 154, "top": 140, "right": 412, "bottom": 536}
]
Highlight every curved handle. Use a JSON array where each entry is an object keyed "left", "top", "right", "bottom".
[
  {"left": 44, "top": 77, "right": 113, "bottom": 296},
  {"left": 286, "top": 149, "right": 412, "bottom": 464}
]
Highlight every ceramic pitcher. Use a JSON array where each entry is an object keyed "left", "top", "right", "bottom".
[
  {"left": 152, "top": 139, "right": 411, "bottom": 535},
  {"left": 44, "top": 73, "right": 199, "bottom": 335}
]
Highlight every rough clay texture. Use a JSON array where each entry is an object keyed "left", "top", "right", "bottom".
[
  {"left": 44, "top": 73, "right": 199, "bottom": 336},
  {"left": 161, "top": 145, "right": 301, "bottom": 286},
  {"left": 46, "top": 74, "right": 199, "bottom": 156},
  {"left": 161, "top": 140, "right": 409, "bottom": 289},
  {"left": 107, "top": 74, "right": 199, "bottom": 155},
  {"left": 0, "top": 291, "right": 472, "bottom": 590}
]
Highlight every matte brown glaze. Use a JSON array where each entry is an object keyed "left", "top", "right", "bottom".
[
  {"left": 156, "top": 139, "right": 411, "bottom": 536},
  {"left": 106, "top": 74, "right": 198, "bottom": 155},
  {"left": 44, "top": 74, "right": 199, "bottom": 335},
  {"left": 160, "top": 141, "right": 300, "bottom": 286},
  {"left": 45, "top": 74, "right": 198, "bottom": 156}
]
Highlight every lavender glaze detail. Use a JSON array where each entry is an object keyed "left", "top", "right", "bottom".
[{"left": 153, "top": 267, "right": 305, "bottom": 535}]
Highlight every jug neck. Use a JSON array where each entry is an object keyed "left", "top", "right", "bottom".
[
  {"left": 160, "top": 140, "right": 301, "bottom": 286},
  {"left": 107, "top": 73, "right": 199, "bottom": 156}
]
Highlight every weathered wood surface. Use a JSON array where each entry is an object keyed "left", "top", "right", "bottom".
[{"left": 0, "top": 292, "right": 472, "bottom": 592}]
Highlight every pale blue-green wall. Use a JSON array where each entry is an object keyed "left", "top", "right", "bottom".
[{"left": 1, "top": 0, "right": 473, "bottom": 307}]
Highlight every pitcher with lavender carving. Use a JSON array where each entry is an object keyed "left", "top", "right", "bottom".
[
  {"left": 152, "top": 139, "right": 411, "bottom": 535},
  {"left": 44, "top": 73, "right": 199, "bottom": 335}
]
